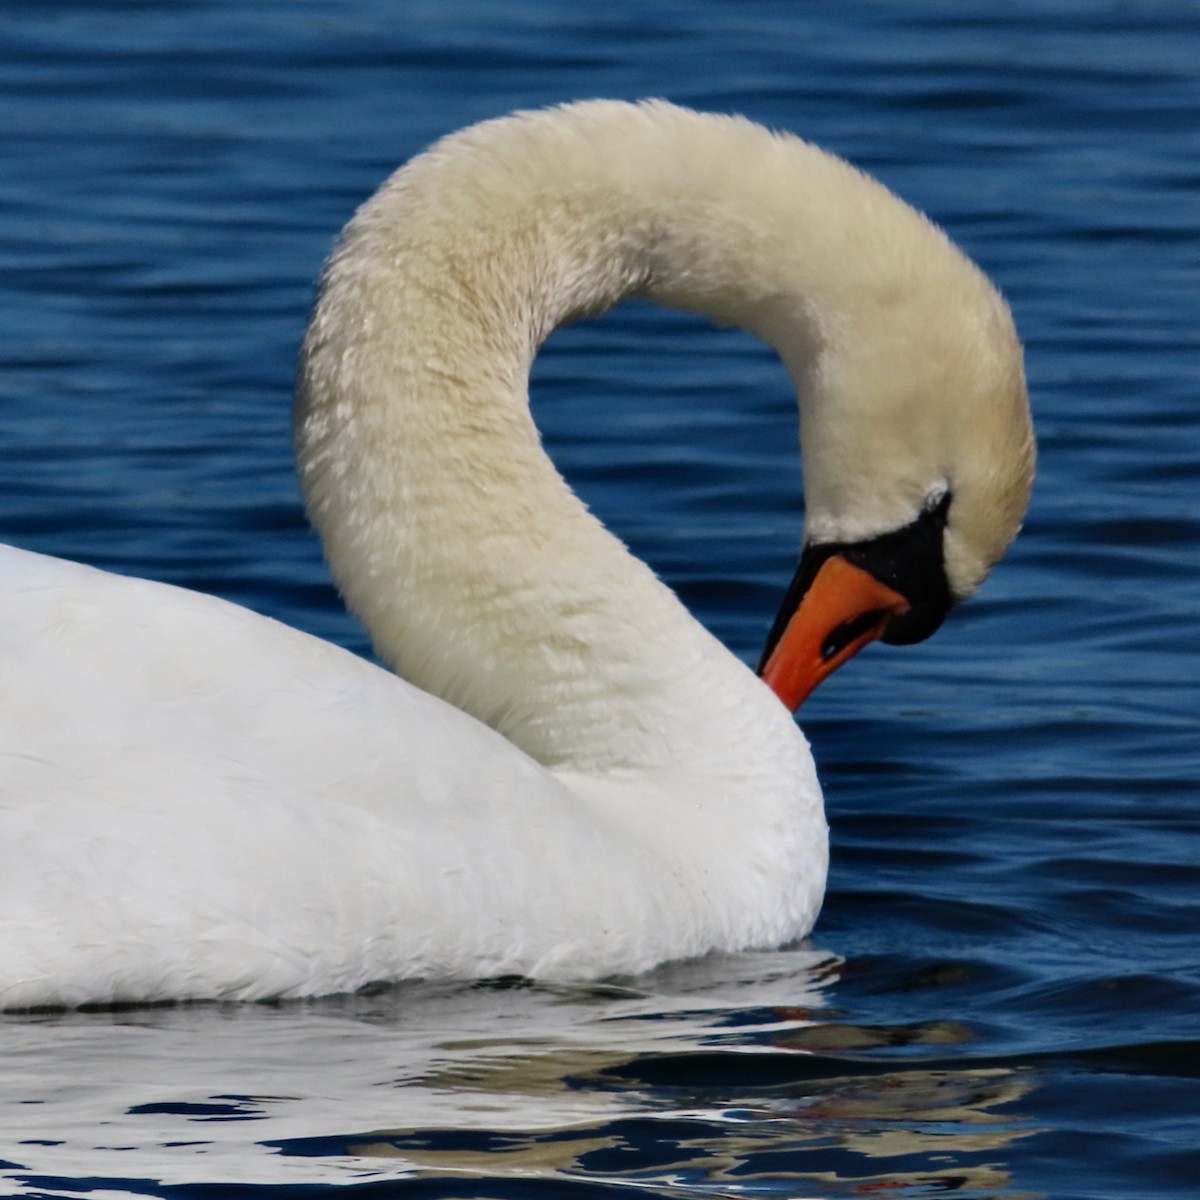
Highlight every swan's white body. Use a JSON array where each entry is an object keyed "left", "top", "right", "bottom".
[
  {"left": 0, "top": 543, "right": 818, "bottom": 1007},
  {"left": 0, "top": 101, "right": 1031, "bottom": 1008}
]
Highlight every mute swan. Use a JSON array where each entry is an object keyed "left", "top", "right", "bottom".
[{"left": 0, "top": 101, "right": 1033, "bottom": 1008}]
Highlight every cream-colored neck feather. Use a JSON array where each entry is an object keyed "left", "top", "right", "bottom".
[{"left": 295, "top": 100, "right": 1032, "bottom": 775}]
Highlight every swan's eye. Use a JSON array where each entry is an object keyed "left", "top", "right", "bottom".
[
  {"left": 821, "top": 610, "right": 891, "bottom": 662},
  {"left": 925, "top": 486, "right": 952, "bottom": 521}
]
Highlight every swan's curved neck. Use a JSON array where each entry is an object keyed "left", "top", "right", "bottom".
[{"left": 295, "top": 101, "right": 1021, "bottom": 778}]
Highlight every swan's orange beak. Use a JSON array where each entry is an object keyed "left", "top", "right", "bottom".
[{"left": 760, "top": 554, "right": 910, "bottom": 711}]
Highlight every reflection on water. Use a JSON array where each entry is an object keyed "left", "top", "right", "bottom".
[
  {"left": 346, "top": 1065, "right": 1038, "bottom": 1196},
  {"left": 1, "top": 954, "right": 1043, "bottom": 1197}
]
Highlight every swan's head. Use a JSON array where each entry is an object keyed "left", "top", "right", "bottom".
[{"left": 751, "top": 208, "right": 1035, "bottom": 710}]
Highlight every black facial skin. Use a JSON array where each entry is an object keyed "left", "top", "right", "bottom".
[{"left": 757, "top": 490, "right": 954, "bottom": 675}]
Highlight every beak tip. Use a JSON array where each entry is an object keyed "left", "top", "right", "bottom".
[{"left": 758, "top": 553, "right": 909, "bottom": 710}]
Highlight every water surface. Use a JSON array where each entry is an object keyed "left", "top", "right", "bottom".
[{"left": 1, "top": 2, "right": 1198, "bottom": 1197}]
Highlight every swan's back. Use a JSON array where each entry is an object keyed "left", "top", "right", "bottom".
[
  {"left": 0, "top": 545, "right": 613, "bottom": 1005},
  {"left": 0, "top": 544, "right": 502, "bottom": 818}
]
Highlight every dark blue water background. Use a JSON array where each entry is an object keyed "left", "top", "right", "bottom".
[{"left": 1, "top": 2, "right": 1198, "bottom": 1197}]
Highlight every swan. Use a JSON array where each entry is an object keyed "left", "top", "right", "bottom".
[{"left": 0, "top": 101, "right": 1033, "bottom": 1008}]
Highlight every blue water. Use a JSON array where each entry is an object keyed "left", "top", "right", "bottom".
[{"left": 1, "top": 2, "right": 1198, "bottom": 1197}]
